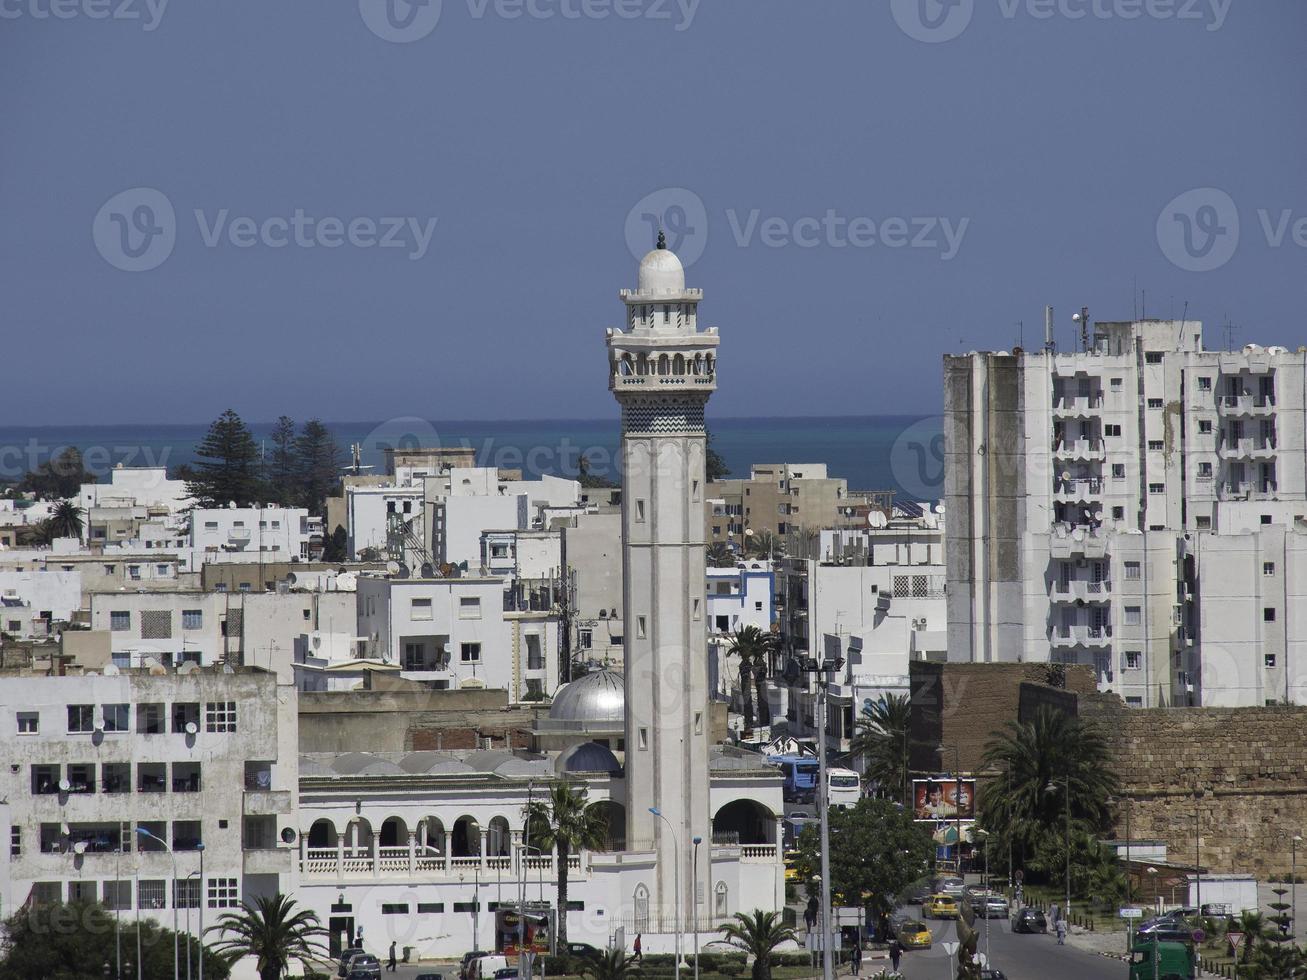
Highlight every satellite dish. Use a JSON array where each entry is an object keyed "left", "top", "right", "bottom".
[
  {"left": 397, "top": 564, "right": 411, "bottom": 579},
  {"left": 73, "top": 841, "right": 88, "bottom": 855},
  {"left": 280, "top": 827, "right": 297, "bottom": 844},
  {"left": 386, "top": 560, "right": 400, "bottom": 575},
  {"left": 177, "top": 661, "right": 197, "bottom": 675},
  {"left": 420, "top": 563, "right": 434, "bottom": 578},
  {"left": 103, "top": 664, "right": 119, "bottom": 676},
  {"left": 185, "top": 721, "right": 198, "bottom": 735},
  {"left": 58, "top": 778, "right": 71, "bottom": 792}
]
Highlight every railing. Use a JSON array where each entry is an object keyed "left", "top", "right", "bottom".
[
  {"left": 378, "top": 847, "right": 409, "bottom": 873},
  {"left": 1053, "top": 439, "right": 1105, "bottom": 455},
  {"left": 741, "top": 844, "right": 777, "bottom": 860},
  {"left": 1054, "top": 479, "right": 1103, "bottom": 497}
]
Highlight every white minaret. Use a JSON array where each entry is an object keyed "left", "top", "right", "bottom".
[{"left": 608, "top": 232, "right": 718, "bottom": 934}]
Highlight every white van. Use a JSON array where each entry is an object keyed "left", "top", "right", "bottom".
[{"left": 461, "top": 954, "right": 510, "bottom": 980}]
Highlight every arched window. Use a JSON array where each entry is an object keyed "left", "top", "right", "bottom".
[
  {"left": 486, "top": 816, "right": 512, "bottom": 856},
  {"left": 307, "top": 819, "right": 336, "bottom": 849},
  {"left": 633, "top": 884, "right": 650, "bottom": 933},
  {"left": 380, "top": 817, "right": 407, "bottom": 848},
  {"left": 620, "top": 355, "right": 634, "bottom": 377},
  {"left": 714, "top": 881, "right": 728, "bottom": 918},
  {"left": 658, "top": 355, "right": 670, "bottom": 376},
  {"left": 673, "top": 354, "right": 685, "bottom": 376}
]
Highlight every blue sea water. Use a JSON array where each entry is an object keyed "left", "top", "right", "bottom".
[{"left": 0, "top": 415, "right": 946, "bottom": 501}]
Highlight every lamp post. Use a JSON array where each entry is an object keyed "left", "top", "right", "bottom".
[
  {"left": 974, "top": 829, "right": 991, "bottom": 968},
  {"left": 1045, "top": 778, "right": 1070, "bottom": 921},
  {"left": 1293, "top": 835, "right": 1303, "bottom": 940},
  {"left": 1146, "top": 867, "right": 1159, "bottom": 980},
  {"left": 692, "top": 836, "right": 702, "bottom": 980},
  {"left": 1109, "top": 795, "right": 1135, "bottom": 948},
  {"left": 197, "top": 842, "right": 205, "bottom": 980},
  {"left": 936, "top": 744, "right": 963, "bottom": 875},
  {"left": 649, "top": 807, "right": 682, "bottom": 980},
  {"left": 136, "top": 827, "right": 179, "bottom": 980},
  {"left": 185, "top": 871, "right": 200, "bottom": 980}
]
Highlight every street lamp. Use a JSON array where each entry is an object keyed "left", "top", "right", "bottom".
[
  {"left": 196, "top": 842, "right": 205, "bottom": 980},
  {"left": 1293, "top": 835, "right": 1303, "bottom": 939},
  {"left": 1145, "top": 868, "right": 1160, "bottom": 980},
  {"left": 1109, "top": 796, "right": 1135, "bottom": 947},
  {"left": 937, "top": 744, "right": 963, "bottom": 875},
  {"left": 649, "top": 807, "right": 682, "bottom": 980},
  {"left": 1045, "top": 778, "right": 1070, "bottom": 921},
  {"left": 136, "top": 827, "right": 179, "bottom": 980},
  {"left": 973, "top": 828, "right": 992, "bottom": 968},
  {"left": 184, "top": 871, "right": 200, "bottom": 980},
  {"left": 692, "top": 836, "right": 702, "bottom": 980}
]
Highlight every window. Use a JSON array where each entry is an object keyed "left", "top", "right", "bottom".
[
  {"left": 31, "top": 764, "right": 59, "bottom": 794},
  {"left": 459, "top": 596, "right": 481, "bottom": 619},
  {"left": 1196, "top": 516, "right": 1211, "bottom": 529},
  {"left": 172, "top": 702, "right": 199, "bottom": 733},
  {"left": 1261, "top": 514, "right": 1273, "bottom": 525},
  {"left": 137, "top": 703, "right": 165, "bottom": 734},
  {"left": 205, "top": 701, "right": 236, "bottom": 733},
  {"left": 417, "top": 902, "right": 445, "bottom": 914},
  {"left": 110, "top": 610, "right": 130, "bottom": 631},
  {"left": 453, "top": 902, "right": 481, "bottom": 913},
  {"left": 67, "top": 881, "right": 95, "bottom": 903},
  {"left": 578, "top": 629, "right": 592, "bottom": 649},
  {"left": 1112, "top": 507, "right": 1125, "bottom": 520},
  {"left": 715, "top": 881, "right": 729, "bottom": 918},
  {"left": 1147, "top": 398, "right": 1163, "bottom": 409},
  {"left": 1265, "top": 653, "right": 1278, "bottom": 669},
  {"left": 1124, "top": 651, "right": 1142, "bottom": 670},
  {"left": 411, "top": 597, "right": 432, "bottom": 621},
  {"left": 1126, "top": 696, "right": 1143, "bottom": 707},
  {"left": 1145, "top": 352, "right": 1163, "bottom": 364},
  {"left": 174, "top": 878, "right": 201, "bottom": 909},
  {"left": 1124, "top": 561, "right": 1140, "bottom": 580},
  {"left": 1198, "top": 376, "right": 1212, "bottom": 391},
  {"left": 101, "top": 763, "right": 130, "bottom": 794},
  {"left": 67, "top": 704, "right": 94, "bottom": 734},
  {"left": 17, "top": 711, "right": 38, "bottom": 734},
  {"left": 382, "top": 903, "right": 410, "bottom": 915},
  {"left": 102, "top": 703, "right": 129, "bottom": 733},
  {"left": 1124, "top": 606, "right": 1142, "bottom": 626},
  {"left": 30, "top": 882, "right": 62, "bottom": 905},
  {"left": 128, "top": 565, "right": 141, "bottom": 580},
  {"left": 138, "top": 880, "right": 167, "bottom": 911},
  {"left": 137, "top": 764, "right": 167, "bottom": 793},
  {"left": 1149, "top": 483, "right": 1165, "bottom": 495},
  {"left": 182, "top": 609, "right": 203, "bottom": 630},
  {"left": 207, "top": 878, "right": 238, "bottom": 909},
  {"left": 1198, "top": 420, "right": 1212, "bottom": 434},
  {"left": 1197, "top": 462, "right": 1212, "bottom": 478},
  {"left": 10, "top": 826, "right": 19, "bottom": 857},
  {"left": 1264, "top": 608, "right": 1276, "bottom": 623},
  {"left": 103, "top": 880, "right": 132, "bottom": 911},
  {"left": 460, "top": 643, "right": 481, "bottom": 663},
  {"left": 172, "top": 762, "right": 201, "bottom": 792},
  {"left": 1148, "top": 440, "right": 1163, "bottom": 451},
  {"left": 637, "top": 616, "right": 647, "bottom": 639},
  {"left": 1110, "top": 377, "right": 1123, "bottom": 388},
  {"left": 638, "top": 727, "right": 648, "bottom": 751},
  {"left": 635, "top": 500, "right": 645, "bottom": 522},
  {"left": 173, "top": 820, "right": 202, "bottom": 850},
  {"left": 1264, "top": 562, "right": 1276, "bottom": 576},
  {"left": 525, "top": 635, "right": 544, "bottom": 671},
  {"left": 1105, "top": 424, "right": 1122, "bottom": 437}
]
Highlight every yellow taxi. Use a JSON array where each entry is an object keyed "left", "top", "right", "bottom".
[
  {"left": 783, "top": 851, "right": 801, "bottom": 882},
  {"left": 924, "top": 894, "right": 960, "bottom": 920},
  {"left": 895, "top": 919, "right": 933, "bottom": 949}
]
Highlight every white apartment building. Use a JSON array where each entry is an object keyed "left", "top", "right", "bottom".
[
  {"left": 345, "top": 485, "right": 425, "bottom": 560},
  {"left": 706, "top": 562, "right": 774, "bottom": 637},
  {"left": 560, "top": 510, "right": 625, "bottom": 669},
  {"left": 356, "top": 575, "right": 559, "bottom": 701},
  {"left": 0, "top": 667, "right": 296, "bottom": 945},
  {"left": 190, "top": 506, "right": 319, "bottom": 566},
  {"left": 78, "top": 466, "right": 192, "bottom": 516},
  {"left": 946, "top": 319, "right": 1307, "bottom": 706},
  {"left": 89, "top": 592, "right": 241, "bottom": 668},
  {"left": 0, "top": 569, "right": 82, "bottom": 630}
]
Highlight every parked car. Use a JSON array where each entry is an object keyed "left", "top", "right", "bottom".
[
  {"left": 895, "top": 919, "right": 933, "bottom": 949},
  {"left": 1012, "top": 907, "right": 1047, "bottom": 933},
  {"left": 339, "top": 950, "right": 366, "bottom": 978},
  {"left": 924, "top": 894, "right": 960, "bottom": 920},
  {"left": 1137, "top": 920, "right": 1197, "bottom": 945},
  {"left": 564, "top": 942, "right": 602, "bottom": 960},
  {"left": 346, "top": 954, "right": 381, "bottom": 979},
  {"left": 461, "top": 954, "right": 510, "bottom": 980},
  {"left": 979, "top": 894, "right": 1009, "bottom": 918},
  {"left": 493, "top": 969, "right": 519, "bottom": 979}
]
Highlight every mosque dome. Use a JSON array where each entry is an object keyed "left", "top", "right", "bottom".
[
  {"left": 555, "top": 740, "right": 623, "bottom": 776},
  {"left": 637, "top": 234, "right": 685, "bottom": 295},
  {"left": 548, "top": 669, "right": 624, "bottom": 726}
]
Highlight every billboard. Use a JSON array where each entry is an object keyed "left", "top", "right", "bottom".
[{"left": 912, "top": 776, "right": 976, "bottom": 821}]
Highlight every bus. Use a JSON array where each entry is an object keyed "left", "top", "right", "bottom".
[
  {"left": 770, "top": 753, "right": 820, "bottom": 802},
  {"left": 826, "top": 767, "right": 862, "bottom": 808}
]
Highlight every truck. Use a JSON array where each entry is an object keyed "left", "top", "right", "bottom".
[{"left": 1127, "top": 938, "right": 1197, "bottom": 980}]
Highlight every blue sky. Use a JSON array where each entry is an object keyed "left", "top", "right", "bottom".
[{"left": 2, "top": 0, "right": 1304, "bottom": 425}]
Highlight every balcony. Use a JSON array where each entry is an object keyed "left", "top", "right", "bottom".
[
  {"left": 1053, "top": 479, "right": 1103, "bottom": 501},
  {"left": 1217, "top": 394, "right": 1276, "bottom": 416},
  {"left": 1052, "top": 439, "right": 1105, "bottom": 461},
  {"left": 1051, "top": 624, "right": 1113, "bottom": 647},
  {"left": 300, "top": 849, "right": 578, "bottom": 880},
  {"left": 1219, "top": 439, "right": 1276, "bottom": 459},
  {"left": 1052, "top": 397, "right": 1103, "bottom": 417},
  {"left": 1049, "top": 528, "right": 1109, "bottom": 560},
  {"left": 1051, "top": 580, "right": 1111, "bottom": 602}
]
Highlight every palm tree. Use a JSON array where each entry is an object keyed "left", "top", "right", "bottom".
[
  {"left": 745, "top": 530, "right": 782, "bottom": 560},
  {"left": 46, "top": 500, "right": 84, "bottom": 539},
  {"left": 525, "top": 781, "right": 609, "bottom": 946},
  {"left": 849, "top": 693, "right": 911, "bottom": 804},
  {"left": 706, "top": 542, "right": 737, "bottom": 568},
  {"left": 720, "top": 910, "right": 796, "bottom": 980},
  {"left": 580, "top": 948, "right": 642, "bottom": 980},
  {"left": 206, "top": 893, "right": 327, "bottom": 980},
  {"left": 977, "top": 705, "right": 1119, "bottom": 870},
  {"left": 1235, "top": 910, "right": 1267, "bottom": 963},
  {"left": 726, "top": 626, "right": 772, "bottom": 734}
]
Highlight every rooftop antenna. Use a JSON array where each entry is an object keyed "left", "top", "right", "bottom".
[
  {"left": 1016, "top": 320, "right": 1024, "bottom": 350},
  {"left": 1222, "top": 317, "right": 1239, "bottom": 352},
  {"left": 1075, "top": 306, "right": 1090, "bottom": 352},
  {"left": 1044, "top": 305, "right": 1056, "bottom": 353}
]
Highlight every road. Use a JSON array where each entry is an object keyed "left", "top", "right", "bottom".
[{"left": 887, "top": 910, "right": 1123, "bottom": 980}]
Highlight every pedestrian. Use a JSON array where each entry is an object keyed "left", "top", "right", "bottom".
[
  {"left": 1050, "top": 902, "right": 1059, "bottom": 924},
  {"left": 889, "top": 939, "right": 902, "bottom": 972},
  {"left": 633, "top": 933, "right": 642, "bottom": 963},
  {"left": 388, "top": 941, "right": 398, "bottom": 972},
  {"left": 850, "top": 940, "right": 862, "bottom": 976},
  {"left": 1056, "top": 917, "right": 1067, "bottom": 945}
]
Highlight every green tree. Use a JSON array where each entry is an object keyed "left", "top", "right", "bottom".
[
  {"left": 706, "top": 428, "right": 729, "bottom": 482},
  {"left": 977, "top": 705, "right": 1119, "bottom": 876},
  {"left": 20, "top": 447, "right": 92, "bottom": 499},
  {"left": 580, "top": 948, "right": 642, "bottom": 980},
  {"left": 206, "top": 893, "right": 326, "bottom": 980},
  {"left": 577, "top": 452, "right": 618, "bottom": 489},
  {"left": 726, "top": 626, "right": 772, "bottom": 734},
  {"left": 47, "top": 500, "right": 84, "bottom": 539},
  {"left": 0, "top": 900, "right": 228, "bottom": 980},
  {"left": 264, "top": 415, "right": 298, "bottom": 506},
  {"left": 793, "top": 798, "right": 934, "bottom": 929},
  {"left": 1245, "top": 937, "right": 1307, "bottom": 978},
  {"left": 187, "top": 410, "right": 262, "bottom": 507},
  {"left": 525, "top": 781, "right": 608, "bottom": 946},
  {"left": 706, "top": 541, "right": 736, "bottom": 568},
  {"left": 293, "top": 419, "right": 342, "bottom": 514},
  {"left": 322, "top": 525, "right": 348, "bottom": 562},
  {"left": 719, "top": 910, "right": 795, "bottom": 980},
  {"left": 1235, "top": 910, "right": 1268, "bottom": 963},
  {"left": 849, "top": 693, "right": 911, "bottom": 804},
  {"left": 1028, "top": 829, "right": 1127, "bottom": 908},
  {"left": 745, "top": 530, "right": 782, "bottom": 560}
]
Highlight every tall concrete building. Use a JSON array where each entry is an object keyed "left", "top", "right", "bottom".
[
  {"left": 607, "top": 233, "right": 717, "bottom": 929},
  {"left": 946, "top": 319, "right": 1307, "bottom": 706}
]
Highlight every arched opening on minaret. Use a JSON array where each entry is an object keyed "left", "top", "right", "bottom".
[
  {"left": 637, "top": 354, "right": 649, "bottom": 376},
  {"left": 673, "top": 354, "right": 685, "bottom": 375},
  {"left": 712, "top": 799, "right": 777, "bottom": 845},
  {"left": 620, "top": 354, "right": 634, "bottom": 377},
  {"left": 658, "top": 354, "right": 670, "bottom": 376},
  {"left": 585, "top": 799, "right": 626, "bottom": 851}
]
